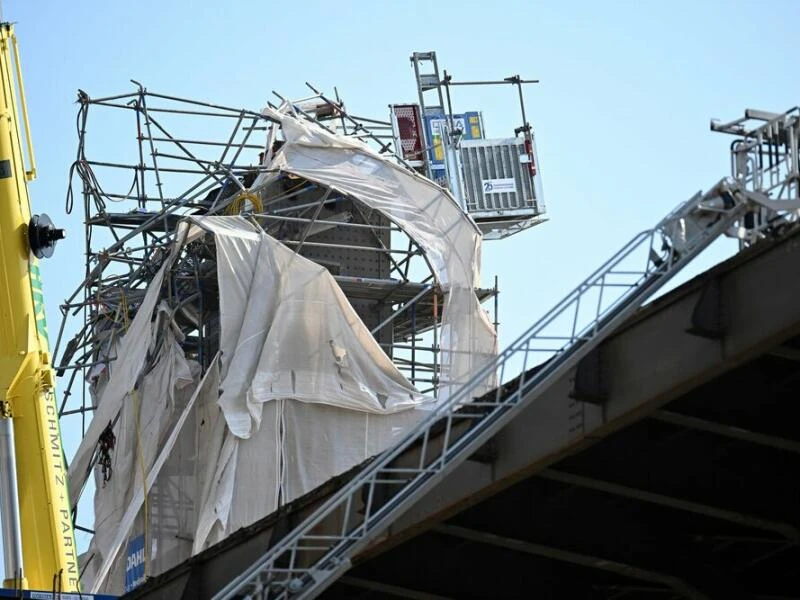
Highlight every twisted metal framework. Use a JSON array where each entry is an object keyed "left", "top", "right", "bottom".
[{"left": 53, "top": 85, "right": 496, "bottom": 537}]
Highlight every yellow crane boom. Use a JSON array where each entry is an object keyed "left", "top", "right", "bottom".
[{"left": 0, "top": 21, "right": 79, "bottom": 592}]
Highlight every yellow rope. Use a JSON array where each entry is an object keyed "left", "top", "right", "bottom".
[
  {"left": 131, "top": 388, "right": 150, "bottom": 581},
  {"left": 226, "top": 191, "right": 264, "bottom": 215},
  {"left": 120, "top": 288, "right": 150, "bottom": 579}
]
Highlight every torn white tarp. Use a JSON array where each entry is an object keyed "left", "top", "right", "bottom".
[
  {"left": 67, "top": 261, "right": 170, "bottom": 503},
  {"left": 255, "top": 108, "right": 498, "bottom": 397},
  {"left": 91, "top": 317, "right": 196, "bottom": 562},
  {"left": 67, "top": 224, "right": 198, "bottom": 504},
  {"left": 80, "top": 217, "right": 433, "bottom": 593},
  {"left": 88, "top": 352, "right": 213, "bottom": 594},
  {"left": 183, "top": 217, "right": 435, "bottom": 551},
  {"left": 191, "top": 397, "right": 425, "bottom": 554},
  {"left": 191, "top": 217, "right": 427, "bottom": 438}
]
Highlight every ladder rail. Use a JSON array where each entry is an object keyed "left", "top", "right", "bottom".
[
  {"left": 410, "top": 51, "right": 446, "bottom": 117},
  {"left": 410, "top": 51, "right": 447, "bottom": 180},
  {"left": 213, "top": 180, "right": 750, "bottom": 600}
]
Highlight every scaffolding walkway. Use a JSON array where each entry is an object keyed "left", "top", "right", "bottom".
[{"left": 213, "top": 179, "right": 754, "bottom": 599}]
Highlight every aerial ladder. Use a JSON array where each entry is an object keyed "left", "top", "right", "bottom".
[
  {"left": 0, "top": 20, "right": 78, "bottom": 593},
  {"left": 213, "top": 177, "right": 768, "bottom": 599}
]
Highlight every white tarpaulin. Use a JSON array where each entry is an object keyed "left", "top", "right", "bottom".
[
  {"left": 187, "top": 217, "right": 432, "bottom": 551},
  {"left": 89, "top": 352, "right": 213, "bottom": 593},
  {"left": 67, "top": 262, "right": 170, "bottom": 503},
  {"left": 256, "top": 108, "right": 498, "bottom": 397},
  {"left": 68, "top": 225, "right": 194, "bottom": 503},
  {"left": 191, "top": 398, "right": 425, "bottom": 555},
  {"left": 196, "top": 217, "right": 427, "bottom": 437},
  {"left": 79, "top": 218, "right": 433, "bottom": 592},
  {"left": 91, "top": 319, "right": 196, "bottom": 561}
]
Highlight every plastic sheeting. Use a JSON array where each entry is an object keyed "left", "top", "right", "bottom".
[
  {"left": 89, "top": 352, "right": 213, "bottom": 593},
  {"left": 77, "top": 218, "right": 433, "bottom": 593},
  {"left": 68, "top": 224, "right": 195, "bottom": 503},
  {"left": 205, "top": 217, "right": 425, "bottom": 438},
  {"left": 92, "top": 319, "right": 197, "bottom": 562},
  {"left": 67, "top": 261, "right": 170, "bottom": 503},
  {"left": 256, "top": 107, "right": 498, "bottom": 397},
  {"left": 192, "top": 399, "right": 424, "bottom": 555},
  {"left": 189, "top": 217, "right": 432, "bottom": 551}
]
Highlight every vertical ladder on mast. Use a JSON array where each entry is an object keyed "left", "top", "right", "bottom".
[
  {"left": 213, "top": 180, "right": 753, "bottom": 600},
  {"left": 410, "top": 51, "right": 446, "bottom": 181},
  {"left": 410, "top": 51, "right": 446, "bottom": 118},
  {"left": 410, "top": 51, "right": 457, "bottom": 186}
]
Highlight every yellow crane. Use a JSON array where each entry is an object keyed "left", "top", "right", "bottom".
[{"left": 0, "top": 20, "right": 79, "bottom": 593}]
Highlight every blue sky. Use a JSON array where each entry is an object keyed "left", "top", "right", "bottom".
[
  {"left": 2, "top": 0, "right": 800, "bottom": 573},
  {"left": 9, "top": 0, "right": 797, "bottom": 351}
]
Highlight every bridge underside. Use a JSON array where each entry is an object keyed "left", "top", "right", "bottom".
[
  {"left": 126, "top": 229, "right": 800, "bottom": 600},
  {"left": 334, "top": 348, "right": 800, "bottom": 599}
]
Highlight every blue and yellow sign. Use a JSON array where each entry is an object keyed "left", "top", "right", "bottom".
[{"left": 424, "top": 110, "right": 484, "bottom": 180}]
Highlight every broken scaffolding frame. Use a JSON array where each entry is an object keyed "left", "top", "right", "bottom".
[{"left": 52, "top": 84, "right": 498, "bottom": 530}]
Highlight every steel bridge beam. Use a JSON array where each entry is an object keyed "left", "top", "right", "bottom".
[
  {"left": 537, "top": 469, "right": 800, "bottom": 542},
  {"left": 434, "top": 524, "right": 708, "bottom": 600},
  {"left": 768, "top": 344, "right": 800, "bottom": 361},
  {"left": 651, "top": 410, "right": 800, "bottom": 455},
  {"left": 338, "top": 576, "right": 454, "bottom": 600}
]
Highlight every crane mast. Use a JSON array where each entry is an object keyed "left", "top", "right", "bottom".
[{"left": 0, "top": 21, "right": 78, "bottom": 592}]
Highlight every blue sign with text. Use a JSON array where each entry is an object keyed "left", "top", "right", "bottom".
[
  {"left": 423, "top": 110, "right": 484, "bottom": 182},
  {"left": 125, "top": 534, "right": 145, "bottom": 592}
]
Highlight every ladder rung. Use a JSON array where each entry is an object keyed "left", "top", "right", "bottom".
[
  {"left": 371, "top": 478, "right": 412, "bottom": 485},
  {"left": 419, "top": 75, "right": 440, "bottom": 89}
]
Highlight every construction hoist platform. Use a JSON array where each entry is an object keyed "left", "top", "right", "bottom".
[
  {"left": 402, "top": 51, "right": 545, "bottom": 239},
  {"left": 212, "top": 175, "right": 780, "bottom": 600}
]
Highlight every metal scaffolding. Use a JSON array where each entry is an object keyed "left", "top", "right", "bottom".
[{"left": 53, "top": 84, "right": 498, "bottom": 535}]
